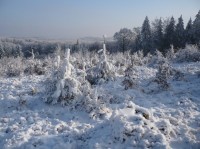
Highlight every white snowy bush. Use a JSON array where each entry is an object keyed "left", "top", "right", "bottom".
[
  {"left": 53, "top": 45, "right": 61, "bottom": 69},
  {"left": 24, "top": 59, "right": 47, "bottom": 75},
  {"left": 166, "top": 45, "right": 175, "bottom": 60},
  {"left": 3, "top": 57, "right": 24, "bottom": 77},
  {"left": 44, "top": 48, "right": 112, "bottom": 119},
  {"left": 122, "top": 65, "right": 138, "bottom": 90},
  {"left": 86, "top": 43, "right": 116, "bottom": 85},
  {"left": 148, "top": 50, "right": 166, "bottom": 68},
  {"left": 154, "top": 61, "right": 171, "bottom": 90},
  {"left": 175, "top": 45, "right": 200, "bottom": 62},
  {"left": 24, "top": 48, "right": 46, "bottom": 75},
  {"left": 45, "top": 49, "right": 82, "bottom": 105},
  {"left": 81, "top": 89, "right": 111, "bottom": 119},
  {"left": 113, "top": 52, "right": 125, "bottom": 67},
  {"left": 0, "top": 55, "right": 51, "bottom": 77},
  {"left": 131, "top": 50, "right": 146, "bottom": 66}
]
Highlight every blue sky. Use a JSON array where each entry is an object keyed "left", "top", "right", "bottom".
[{"left": 0, "top": 0, "right": 199, "bottom": 39}]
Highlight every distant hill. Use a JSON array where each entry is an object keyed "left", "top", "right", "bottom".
[{"left": 79, "top": 36, "right": 114, "bottom": 43}]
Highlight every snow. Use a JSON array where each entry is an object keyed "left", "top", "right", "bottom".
[{"left": 0, "top": 62, "right": 200, "bottom": 149}]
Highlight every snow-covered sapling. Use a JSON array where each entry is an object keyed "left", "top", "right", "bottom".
[
  {"left": 175, "top": 45, "right": 200, "bottom": 63},
  {"left": 86, "top": 42, "right": 116, "bottom": 85},
  {"left": 148, "top": 50, "right": 166, "bottom": 68},
  {"left": 166, "top": 44, "right": 175, "bottom": 60},
  {"left": 131, "top": 50, "right": 145, "bottom": 66},
  {"left": 154, "top": 61, "right": 171, "bottom": 90},
  {"left": 122, "top": 66, "right": 138, "bottom": 90},
  {"left": 45, "top": 48, "right": 81, "bottom": 106},
  {"left": 54, "top": 45, "right": 61, "bottom": 69}
]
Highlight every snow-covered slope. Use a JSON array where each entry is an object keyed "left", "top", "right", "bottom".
[{"left": 0, "top": 62, "right": 200, "bottom": 149}]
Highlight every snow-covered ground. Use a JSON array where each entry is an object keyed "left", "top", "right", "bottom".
[{"left": 0, "top": 62, "right": 200, "bottom": 149}]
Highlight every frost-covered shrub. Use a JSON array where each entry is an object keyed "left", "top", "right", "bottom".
[
  {"left": 131, "top": 50, "right": 145, "bottom": 66},
  {"left": 124, "top": 51, "right": 132, "bottom": 66},
  {"left": 154, "top": 61, "right": 171, "bottom": 90},
  {"left": 53, "top": 45, "right": 61, "bottom": 69},
  {"left": 91, "top": 56, "right": 98, "bottom": 66},
  {"left": 44, "top": 48, "right": 112, "bottom": 117},
  {"left": 124, "top": 66, "right": 138, "bottom": 78},
  {"left": 166, "top": 45, "right": 175, "bottom": 60},
  {"left": 72, "top": 48, "right": 95, "bottom": 68},
  {"left": 81, "top": 90, "right": 111, "bottom": 119},
  {"left": 122, "top": 78, "right": 136, "bottom": 90},
  {"left": 4, "top": 57, "right": 24, "bottom": 77},
  {"left": 0, "top": 56, "right": 49, "bottom": 77},
  {"left": 148, "top": 50, "right": 166, "bottom": 68},
  {"left": 86, "top": 43, "right": 116, "bottom": 85},
  {"left": 24, "top": 49, "right": 42, "bottom": 75},
  {"left": 175, "top": 45, "right": 200, "bottom": 62},
  {"left": 122, "top": 66, "right": 138, "bottom": 90},
  {"left": 89, "top": 52, "right": 99, "bottom": 67},
  {"left": 24, "top": 59, "right": 46, "bottom": 75},
  {"left": 112, "top": 52, "right": 131, "bottom": 75},
  {"left": 113, "top": 53, "right": 125, "bottom": 67},
  {"left": 45, "top": 49, "right": 82, "bottom": 105}
]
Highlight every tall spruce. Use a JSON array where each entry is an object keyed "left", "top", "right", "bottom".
[
  {"left": 163, "top": 16, "right": 176, "bottom": 51},
  {"left": 174, "top": 15, "right": 185, "bottom": 49},
  {"left": 193, "top": 10, "right": 200, "bottom": 46},
  {"left": 185, "top": 18, "right": 194, "bottom": 44},
  {"left": 141, "top": 16, "right": 152, "bottom": 55},
  {"left": 152, "top": 18, "right": 164, "bottom": 53}
]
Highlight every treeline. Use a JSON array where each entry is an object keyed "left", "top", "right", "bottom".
[
  {"left": 114, "top": 10, "right": 200, "bottom": 55},
  {"left": 0, "top": 11, "right": 200, "bottom": 58},
  {"left": 0, "top": 38, "right": 71, "bottom": 58},
  {"left": 0, "top": 38, "right": 118, "bottom": 59}
]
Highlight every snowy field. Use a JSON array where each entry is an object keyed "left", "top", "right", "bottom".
[{"left": 0, "top": 57, "right": 200, "bottom": 149}]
